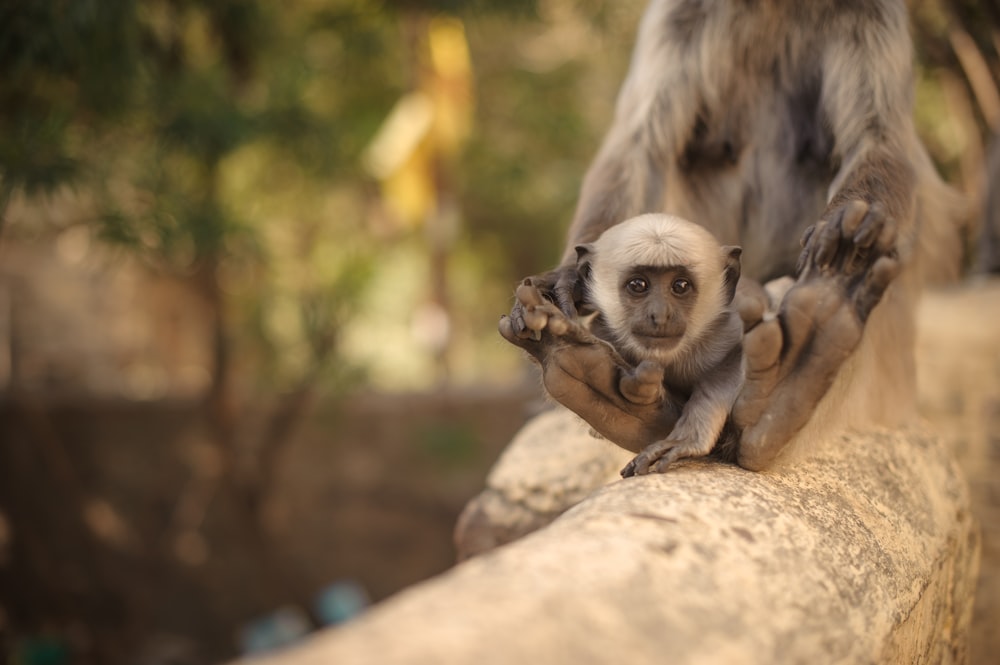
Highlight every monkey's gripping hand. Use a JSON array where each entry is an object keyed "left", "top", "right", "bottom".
[{"left": 500, "top": 279, "right": 682, "bottom": 452}]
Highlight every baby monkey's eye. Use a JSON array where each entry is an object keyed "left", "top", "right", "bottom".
[
  {"left": 625, "top": 277, "right": 649, "bottom": 295},
  {"left": 671, "top": 278, "right": 692, "bottom": 296}
]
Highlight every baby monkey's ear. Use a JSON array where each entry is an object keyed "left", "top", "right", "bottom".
[
  {"left": 574, "top": 244, "right": 596, "bottom": 314},
  {"left": 722, "top": 246, "right": 742, "bottom": 304}
]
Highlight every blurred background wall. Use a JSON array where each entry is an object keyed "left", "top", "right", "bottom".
[{"left": 0, "top": 1, "right": 997, "bottom": 663}]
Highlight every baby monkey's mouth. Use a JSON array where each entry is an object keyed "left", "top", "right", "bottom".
[
  {"left": 631, "top": 317, "right": 686, "bottom": 347},
  {"left": 631, "top": 330, "right": 684, "bottom": 352}
]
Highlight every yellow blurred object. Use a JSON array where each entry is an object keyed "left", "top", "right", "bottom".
[
  {"left": 363, "top": 93, "right": 436, "bottom": 227},
  {"left": 362, "top": 15, "right": 474, "bottom": 230},
  {"left": 362, "top": 93, "right": 433, "bottom": 181},
  {"left": 427, "top": 16, "right": 474, "bottom": 156}
]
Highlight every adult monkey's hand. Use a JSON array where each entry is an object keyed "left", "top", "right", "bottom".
[{"left": 500, "top": 279, "right": 681, "bottom": 454}]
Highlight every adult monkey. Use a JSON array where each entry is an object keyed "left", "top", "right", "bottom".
[{"left": 501, "top": 0, "right": 966, "bottom": 471}]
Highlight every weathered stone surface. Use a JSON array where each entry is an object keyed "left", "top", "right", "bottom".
[
  {"left": 253, "top": 413, "right": 978, "bottom": 665},
  {"left": 453, "top": 408, "right": 632, "bottom": 559},
  {"left": 916, "top": 279, "right": 1000, "bottom": 664}
]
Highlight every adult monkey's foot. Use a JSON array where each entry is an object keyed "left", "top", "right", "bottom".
[{"left": 733, "top": 200, "right": 900, "bottom": 470}]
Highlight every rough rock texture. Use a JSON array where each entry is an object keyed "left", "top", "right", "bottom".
[
  {"left": 916, "top": 279, "right": 1000, "bottom": 664},
  {"left": 453, "top": 409, "right": 632, "bottom": 560},
  {"left": 253, "top": 414, "right": 978, "bottom": 665}
]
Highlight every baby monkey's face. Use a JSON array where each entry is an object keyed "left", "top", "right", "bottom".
[
  {"left": 575, "top": 213, "right": 739, "bottom": 367},
  {"left": 617, "top": 264, "right": 698, "bottom": 359}
]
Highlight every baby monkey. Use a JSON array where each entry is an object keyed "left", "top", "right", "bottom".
[{"left": 573, "top": 213, "right": 745, "bottom": 476}]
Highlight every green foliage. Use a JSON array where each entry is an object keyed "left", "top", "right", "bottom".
[
  {"left": 416, "top": 422, "right": 478, "bottom": 466},
  {"left": 459, "top": 61, "right": 594, "bottom": 281},
  {"left": 0, "top": 0, "right": 140, "bottom": 196},
  {"left": 0, "top": 0, "right": 392, "bottom": 389},
  {"left": 0, "top": 115, "right": 81, "bottom": 198}
]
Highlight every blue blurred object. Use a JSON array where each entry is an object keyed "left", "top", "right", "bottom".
[
  {"left": 238, "top": 606, "right": 311, "bottom": 655},
  {"left": 315, "top": 579, "right": 370, "bottom": 625}
]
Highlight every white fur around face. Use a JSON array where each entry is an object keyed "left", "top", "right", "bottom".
[{"left": 587, "top": 213, "right": 727, "bottom": 362}]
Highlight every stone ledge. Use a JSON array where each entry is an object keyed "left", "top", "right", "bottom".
[{"left": 251, "top": 411, "right": 978, "bottom": 665}]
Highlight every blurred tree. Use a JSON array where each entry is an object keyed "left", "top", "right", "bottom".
[
  {"left": 0, "top": 0, "right": 404, "bottom": 659},
  {"left": 910, "top": 0, "right": 1000, "bottom": 264}
]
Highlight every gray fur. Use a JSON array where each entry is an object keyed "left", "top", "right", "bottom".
[{"left": 564, "top": 0, "right": 961, "bottom": 284}]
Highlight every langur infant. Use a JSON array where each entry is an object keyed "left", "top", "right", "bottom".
[{"left": 574, "top": 213, "right": 744, "bottom": 476}]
